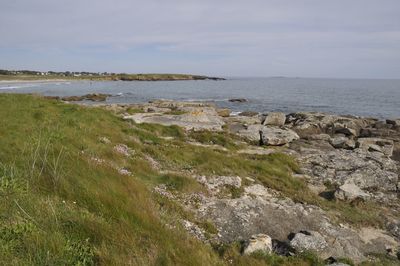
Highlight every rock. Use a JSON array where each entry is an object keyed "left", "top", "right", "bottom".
[
  {"left": 238, "top": 111, "right": 259, "bottom": 117},
  {"left": 217, "top": 108, "right": 231, "bottom": 117},
  {"left": 260, "top": 127, "right": 300, "bottom": 146},
  {"left": 330, "top": 136, "right": 356, "bottom": 150},
  {"left": 330, "top": 136, "right": 349, "bottom": 149},
  {"left": 113, "top": 144, "right": 134, "bottom": 157},
  {"left": 386, "top": 218, "right": 400, "bottom": 240},
  {"left": 306, "top": 133, "right": 331, "bottom": 141},
  {"left": 373, "top": 121, "right": 392, "bottom": 129},
  {"left": 144, "top": 106, "right": 171, "bottom": 113},
  {"left": 296, "top": 146, "right": 399, "bottom": 198},
  {"left": 237, "top": 124, "right": 264, "bottom": 142},
  {"left": 229, "top": 98, "right": 247, "bottom": 103},
  {"left": 62, "top": 93, "right": 111, "bottom": 102},
  {"left": 224, "top": 115, "right": 262, "bottom": 127},
  {"left": 326, "top": 263, "right": 351, "bottom": 266},
  {"left": 238, "top": 125, "right": 299, "bottom": 146},
  {"left": 195, "top": 175, "right": 241, "bottom": 194},
  {"left": 124, "top": 105, "right": 225, "bottom": 131},
  {"left": 182, "top": 220, "right": 207, "bottom": 241},
  {"left": 335, "top": 183, "right": 370, "bottom": 201},
  {"left": 189, "top": 181, "right": 398, "bottom": 263},
  {"left": 333, "top": 126, "right": 357, "bottom": 137},
  {"left": 289, "top": 231, "right": 328, "bottom": 253},
  {"left": 243, "top": 234, "right": 273, "bottom": 255},
  {"left": 118, "top": 168, "right": 131, "bottom": 176},
  {"left": 262, "top": 112, "right": 286, "bottom": 126},
  {"left": 386, "top": 119, "right": 400, "bottom": 127},
  {"left": 286, "top": 112, "right": 371, "bottom": 138},
  {"left": 356, "top": 138, "right": 394, "bottom": 157}
]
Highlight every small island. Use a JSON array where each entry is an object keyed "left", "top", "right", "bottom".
[{"left": 0, "top": 69, "right": 225, "bottom": 82}]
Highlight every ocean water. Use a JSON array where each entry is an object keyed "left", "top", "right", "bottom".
[{"left": 1, "top": 77, "right": 399, "bottom": 119}]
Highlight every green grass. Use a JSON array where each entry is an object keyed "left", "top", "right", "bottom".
[
  {"left": 0, "top": 94, "right": 222, "bottom": 265},
  {"left": 0, "top": 94, "right": 391, "bottom": 265}
]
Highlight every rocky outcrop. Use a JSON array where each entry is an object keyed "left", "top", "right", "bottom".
[
  {"left": 187, "top": 182, "right": 398, "bottom": 262},
  {"left": 238, "top": 125, "right": 299, "bottom": 146},
  {"left": 286, "top": 112, "right": 373, "bottom": 138},
  {"left": 106, "top": 101, "right": 400, "bottom": 263},
  {"left": 123, "top": 102, "right": 225, "bottom": 131},
  {"left": 294, "top": 144, "right": 398, "bottom": 199}
]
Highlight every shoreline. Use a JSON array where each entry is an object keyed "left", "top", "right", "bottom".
[{"left": 0, "top": 79, "right": 72, "bottom": 84}]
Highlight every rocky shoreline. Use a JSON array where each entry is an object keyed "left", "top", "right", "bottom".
[{"left": 95, "top": 99, "right": 400, "bottom": 264}]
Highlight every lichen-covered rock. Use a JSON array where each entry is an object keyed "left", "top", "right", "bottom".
[
  {"left": 238, "top": 125, "right": 299, "bottom": 146},
  {"left": 296, "top": 147, "right": 398, "bottom": 198},
  {"left": 289, "top": 231, "right": 328, "bottom": 252},
  {"left": 356, "top": 138, "right": 394, "bottom": 157},
  {"left": 335, "top": 183, "right": 370, "bottom": 201},
  {"left": 195, "top": 175, "right": 241, "bottom": 194},
  {"left": 286, "top": 112, "right": 372, "bottom": 138},
  {"left": 260, "top": 127, "right": 300, "bottom": 146},
  {"left": 243, "top": 234, "right": 273, "bottom": 255},
  {"left": 262, "top": 112, "right": 286, "bottom": 126},
  {"left": 124, "top": 105, "right": 225, "bottom": 131}
]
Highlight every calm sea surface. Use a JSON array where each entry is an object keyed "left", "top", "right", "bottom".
[{"left": 1, "top": 77, "right": 399, "bottom": 119}]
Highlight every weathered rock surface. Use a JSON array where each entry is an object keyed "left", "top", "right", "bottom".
[
  {"left": 238, "top": 111, "right": 259, "bottom": 117},
  {"left": 262, "top": 112, "right": 286, "bottom": 126},
  {"left": 243, "top": 234, "right": 273, "bottom": 255},
  {"left": 293, "top": 143, "right": 399, "bottom": 199},
  {"left": 335, "top": 183, "right": 370, "bottom": 201},
  {"left": 329, "top": 136, "right": 355, "bottom": 150},
  {"left": 238, "top": 125, "right": 299, "bottom": 146},
  {"left": 188, "top": 182, "right": 397, "bottom": 262},
  {"left": 260, "top": 127, "right": 300, "bottom": 146},
  {"left": 387, "top": 119, "right": 400, "bottom": 127},
  {"left": 123, "top": 105, "right": 225, "bottom": 131},
  {"left": 286, "top": 112, "right": 372, "bottom": 138},
  {"left": 356, "top": 137, "right": 394, "bottom": 157},
  {"left": 289, "top": 231, "right": 328, "bottom": 252}
]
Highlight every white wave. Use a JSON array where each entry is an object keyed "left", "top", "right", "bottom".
[{"left": 230, "top": 111, "right": 242, "bottom": 116}]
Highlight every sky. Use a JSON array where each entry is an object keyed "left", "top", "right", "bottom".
[{"left": 0, "top": 0, "right": 399, "bottom": 78}]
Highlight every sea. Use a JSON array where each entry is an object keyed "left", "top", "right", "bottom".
[{"left": 1, "top": 77, "right": 399, "bottom": 119}]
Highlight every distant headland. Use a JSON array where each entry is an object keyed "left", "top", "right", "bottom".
[{"left": 0, "top": 69, "right": 225, "bottom": 81}]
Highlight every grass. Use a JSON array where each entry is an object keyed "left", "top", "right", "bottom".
[
  {"left": 0, "top": 94, "right": 222, "bottom": 265},
  {"left": 0, "top": 94, "right": 392, "bottom": 265}
]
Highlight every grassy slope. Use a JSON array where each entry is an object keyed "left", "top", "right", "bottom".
[{"left": 0, "top": 94, "right": 395, "bottom": 265}]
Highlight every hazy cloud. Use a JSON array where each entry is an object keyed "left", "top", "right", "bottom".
[{"left": 1, "top": 0, "right": 399, "bottom": 78}]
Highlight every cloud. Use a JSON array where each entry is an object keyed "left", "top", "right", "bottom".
[{"left": 0, "top": 0, "right": 399, "bottom": 78}]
